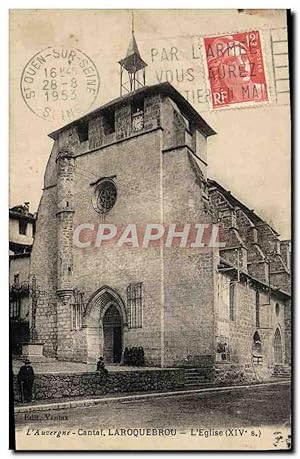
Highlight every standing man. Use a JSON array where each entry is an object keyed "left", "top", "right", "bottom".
[{"left": 17, "top": 359, "right": 34, "bottom": 403}]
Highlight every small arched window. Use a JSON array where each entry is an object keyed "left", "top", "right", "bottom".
[
  {"left": 275, "top": 302, "right": 280, "bottom": 317},
  {"left": 274, "top": 328, "right": 283, "bottom": 364}
]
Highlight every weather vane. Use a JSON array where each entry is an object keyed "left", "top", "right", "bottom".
[{"left": 132, "top": 11, "right": 134, "bottom": 35}]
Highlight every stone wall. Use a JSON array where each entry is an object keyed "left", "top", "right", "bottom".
[
  {"left": 13, "top": 363, "right": 280, "bottom": 403},
  {"left": 30, "top": 184, "right": 58, "bottom": 358},
  {"left": 214, "top": 363, "right": 273, "bottom": 385},
  {"left": 13, "top": 369, "right": 185, "bottom": 402},
  {"left": 34, "top": 292, "right": 58, "bottom": 357},
  {"left": 216, "top": 272, "right": 288, "bottom": 372},
  {"left": 72, "top": 129, "right": 164, "bottom": 366},
  {"left": 162, "top": 141, "right": 214, "bottom": 367}
]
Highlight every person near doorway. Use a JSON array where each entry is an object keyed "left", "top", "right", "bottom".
[
  {"left": 17, "top": 359, "right": 34, "bottom": 403},
  {"left": 138, "top": 346, "right": 145, "bottom": 366},
  {"left": 96, "top": 357, "right": 108, "bottom": 377}
]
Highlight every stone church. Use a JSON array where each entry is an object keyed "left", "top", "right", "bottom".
[{"left": 30, "top": 31, "right": 291, "bottom": 379}]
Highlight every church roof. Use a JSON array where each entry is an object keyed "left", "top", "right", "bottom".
[
  {"left": 118, "top": 32, "right": 147, "bottom": 73},
  {"left": 49, "top": 82, "right": 216, "bottom": 140},
  {"left": 119, "top": 53, "right": 147, "bottom": 73},
  {"left": 9, "top": 205, "right": 36, "bottom": 222},
  {"left": 208, "top": 179, "right": 280, "bottom": 236},
  {"left": 127, "top": 32, "right": 140, "bottom": 57}
]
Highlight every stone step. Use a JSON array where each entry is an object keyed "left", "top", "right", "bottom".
[
  {"left": 273, "top": 372, "right": 291, "bottom": 375},
  {"left": 273, "top": 370, "right": 291, "bottom": 375},
  {"left": 184, "top": 382, "right": 207, "bottom": 387},
  {"left": 184, "top": 368, "right": 214, "bottom": 386},
  {"left": 184, "top": 374, "right": 209, "bottom": 379},
  {"left": 184, "top": 373, "right": 211, "bottom": 378},
  {"left": 185, "top": 372, "right": 212, "bottom": 377},
  {"left": 273, "top": 371, "right": 291, "bottom": 376},
  {"left": 272, "top": 365, "right": 291, "bottom": 379},
  {"left": 273, "top": 366, "right": 291, "bottom": 370},
  {"left": 184, "top": 372, "right": 209, "bottom": 377},
  {"left": 271, "top": 374, "right": 291, "bottom": 379},
  {"left": 184, "top": 369, "right": 214, "bottom": 374}
]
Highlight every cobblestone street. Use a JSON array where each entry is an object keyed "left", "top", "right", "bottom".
[{"left": 14, "top": 382, "right": 291, "bottom": 450}]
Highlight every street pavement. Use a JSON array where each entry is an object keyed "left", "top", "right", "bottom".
[
  {"left": 14, "top": 382, "right": 291, "bottom": 450},
  {"left": 15, "top": 382, "right": 291, "bottom": 430}
]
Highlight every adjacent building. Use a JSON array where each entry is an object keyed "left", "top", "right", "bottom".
[{"left": 9, "top": 203, "right": 36, "bottom": 353}]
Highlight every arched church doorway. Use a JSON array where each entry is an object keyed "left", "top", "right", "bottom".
[
  {"left": 274, "top": 328, "right": 283, "bottom": 364},
  {"left": 103, "top": 304, "right": 123, "bottom": 363},
  {"left": 84, "top": 286, "right": 127, "bottom": 364}
]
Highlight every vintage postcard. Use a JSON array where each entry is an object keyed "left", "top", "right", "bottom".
[{"left": 9, "top": 9, "right": 292, "bottom": 451}]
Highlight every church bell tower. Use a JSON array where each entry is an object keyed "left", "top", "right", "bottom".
[{"left": 119, "top": 16, "right": 147, "bottom": 95}]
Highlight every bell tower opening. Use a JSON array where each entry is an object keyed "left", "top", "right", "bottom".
[{"left": 118, "top": 14, "right": 147, "bottom": 96}]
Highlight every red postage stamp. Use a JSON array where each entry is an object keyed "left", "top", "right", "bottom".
[{"left": 203, "top": 31, "right": 268, "bottom": 109}]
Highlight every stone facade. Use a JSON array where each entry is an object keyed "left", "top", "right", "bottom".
[
  {"left": 29, "top": 81, "right": 291, "bottom": 380},
  {"left": 209, "top": 180, "right": 291, "bottom": 375}
]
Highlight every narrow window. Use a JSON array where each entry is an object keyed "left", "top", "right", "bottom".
[
  {"left": 256, "top": 291, "right": 260, "bottom": 328},
  {"left": 231, "top": 210, "right": 237, "bottom": 228},
  {"left": 14, "top": 274, "right": 20, "bottom": 286},
  {"left": 229, "top": 281, "right": 235, "bottom": 321},
  {"left": 103, "top": 110, "right": 115, "bottom": 135},
  {"left": 127, "top": 282, "right": 143, "bottom": 328},
  {"left": 19, "top": 220, "right": 28, "bottom": 235},
  {"left": 77, "top": 120, "right": 89, "bottom": 142},
  {"left": 71, "top": 301, "right": 83, "bottom": 330},
  {"left": 252, "top": 227, "right": 258, "bottom": 243}
]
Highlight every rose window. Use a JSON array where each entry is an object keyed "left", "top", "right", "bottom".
[{"left": 92, "top": 180, "right": 117, "bottom": 214}]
